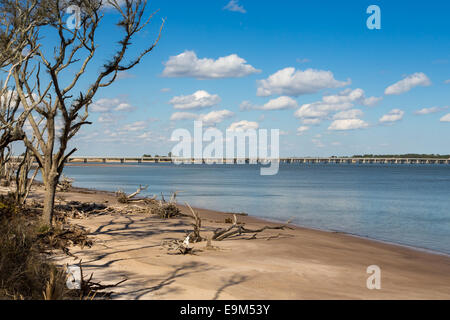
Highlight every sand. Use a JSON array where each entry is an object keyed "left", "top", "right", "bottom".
[{"left": 9, "top": 185, "right": 450, "bottom": 299}]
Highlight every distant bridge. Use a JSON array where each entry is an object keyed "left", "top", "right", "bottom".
[{"left": 66, "top": 157, "right": 450, "bottom": 165}]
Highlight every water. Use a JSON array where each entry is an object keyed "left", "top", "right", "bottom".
[{"left": 61, "top": 163, "right": 450, "bottom": 255}]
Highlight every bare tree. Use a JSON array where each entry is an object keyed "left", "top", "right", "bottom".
[{"left": 1, "top": 0, "right": 164, "bottom": 226}]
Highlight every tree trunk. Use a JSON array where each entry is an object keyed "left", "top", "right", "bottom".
[{"left": 42, "top": 175, "right": 58, "bottom": 227}]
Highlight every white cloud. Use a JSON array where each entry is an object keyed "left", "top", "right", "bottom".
[
  {"left": 294, "top": 88, "right": 380, "bottom": 123},
  {"left": 328, "top": 119, "right": 369, "bottom": 131},
  {"left": 295, "top": 102, "right": 352, "bottom": 119},
  {"left": 170, "top": 112, "right": 199, "bottom": 121},
  {"left": 162, "top": 50, "right": 260, "bottom": 79},
  {"left": 445, "top": 79, "right": 450, "bottom": 84},
  {"left": 322, "top": 88, "right": 382, "bottom": 107},
  {"left": 440, "top": 113, "right": 450, "bottom": 122},
  {"left": 302, "top": 118, "right": 322, "bottom": 125},
  {"left": 260, "top": 96, "right": 298, "bottom": 110},
  {"left": 241, "top": 96, "right": 298, "bottom": 111},
  {"left": 362, "top": 96, "right": 383, "bottom": 107},
  {"left": 169, "top": 90, "right": 221, "bottom": 110},
  {"left": 160, "top": 88, "right": 171, "bottom": 92},
  {"left": 91, "top": 97, "right": 135, "bottom": 113},
  {"left": 384, "top": 72, "right": 431, "bottom": 95},
  {"left": 227, "top": 120, "right": 259, "bottom": 132},
  {"left": 379, "top": 109, "right": 405, "bottom": 123},
  {"left": 120, "top": 121, "right": 147, "bottom": 132},
  {"left": 296, "top": 126, "right": 310, "bottom": 135},
  {"left": 333, "top": 109, "right": 364, "bottom": 120},
  {"left": 116, "top": 71, "right": 135, "bottom": 80},
  {"left": 170, "top": 109, "right": 234, "bottom": 126},
  {"left": 414, "top": 106, "right": 449, "bottom": 115},
  {"left": 256, "top": 67, "right": 350, "bottom": 97},
  {"left": 98, "top": 114, "right": 120, "bottom": 124},
  {"left": 200, "top": 110, "right": 234, "bottom": 126},
  {"left": 223, "top": 0, "right": 246, "bottom": 13}
]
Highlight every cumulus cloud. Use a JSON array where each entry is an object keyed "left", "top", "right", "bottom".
[
  {"left": 223, "top": 0, "right": 246, "bottom": 13},
  {"left": 295, "top": 101, "right": 352, "bottom": 118},
  {"left": 294, "top": 88, "right": 380, "bottom": 123},
  {"left": 328, "top": 119, "right": 369, "bottom": 131},
  {"left": 296, "top": 126, "right": 310, "bottom": 135},
  {"left": 91, "top": 97, "right": 135, "bottom": 113},
  {"left": 162, "top": 50, "right": 260, "bottom": 79},
  {"left": 256, "top": 67, "right": 350, "bottom": 97},
  {"left": 170, "top": 109, "right": 234, "bottom": 126},
  {"left": 322, "top": 88, "right": 382, "bottom": 107},
  {"left": 384, "top": 72, "right": 431, "bottom": 95},
  {"left": 170, "top": 112, "right": 199, "bottom": 121},
  {"left": 169, "top": 90, "right": 221, "bottom": 110},
  {"left": 379, "top": 109, "right": 405, "bottom": 123},
  {"left": 200, "top": 110, "right": 235, "bottom": 126},
  {"left": 440, "top": 113, "right": 450, "bottom": 122},
  {"left": 414, "top": 106, "right": 449, "bottom": 115},
  {"left": 240, "top": 96, "right": 298, "bottom": 111},
  {"left": 333, "top": 109, "right": 364, "bottom": 120},
  {"left": 227, "top": 120, "right": 259, "bottom": 132}
]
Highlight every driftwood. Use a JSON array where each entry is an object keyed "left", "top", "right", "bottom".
[
  {"left": 161, "top": 235, "right": 193, "bottom": 255},
  {"left": 57, "top": 174, "right": 74, "bottom": 192},
  {"left": 115, "top": 185, "right": 149, "bottom": 203},
  {"left": 75, "top": 260, "right": 127, "bottom": 299},
  {"left": 212, "top": 215, "right": 293, "bottom": 241},
  {"left": 151, "top": 192, "right": 181, "bottom": 218},
  {"left": 186, "top": 202, "right": 203, "bottom": 242}
]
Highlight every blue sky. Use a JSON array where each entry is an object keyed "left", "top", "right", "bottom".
[{"left": 64, "top": 0, "right": 450, "bottom": 157}]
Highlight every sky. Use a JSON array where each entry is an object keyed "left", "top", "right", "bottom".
[{"left": 34, "top": 0, "right": 450, "bottom": 157}]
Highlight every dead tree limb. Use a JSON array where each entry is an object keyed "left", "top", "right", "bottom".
[
  {"left": 212, "top": 217, "right": 293, "bottom": 241},
  {"left": 186, "top": 202, "right": 203, "bottom": 242},
  {"left": 115, "top": 185, "right": 148, "bottom": 203}
]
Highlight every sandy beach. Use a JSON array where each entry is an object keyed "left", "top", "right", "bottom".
[{"left": 6, "top": 183, "right": 437, "bottom": 300}]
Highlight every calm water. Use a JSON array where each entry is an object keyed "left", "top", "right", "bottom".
[{"left": 61, "top": 163, "right": 450, "bottom": 255}]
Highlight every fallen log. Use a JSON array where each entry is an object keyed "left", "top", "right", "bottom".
[{"left": 212, "top": 216, "right": 293, "bottom": 241}]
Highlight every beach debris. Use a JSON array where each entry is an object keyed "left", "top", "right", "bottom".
[
  {"left": 36, "top": 222, "right": 93, "bottom": 258},
  {"left": 67, "top": 260, "right": 127, "bottom": 299},
  {"left": 161, "top": 235, "right": 193, "bottom": 255},
  {"left": 186, "top": 202, "right": 203, "bottom": 242},
  {"left": 212, "top": 215, "right": 293, "bottom": 241},
  {"left": 115, "top": 185, "right": 148, "bottom": 203},
  {"left": 151, "top": 192, "right": 181, "bottom": 218},
  {"left": 57, "top": 175, "right": 74, "bottom": 192},
  {"left": 54, "top": 201, "right": 111, "bottom": 220}
]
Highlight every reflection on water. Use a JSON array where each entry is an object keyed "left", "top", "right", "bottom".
[{"left": 60, "top": 163, "right": 450, "bottom": 254}]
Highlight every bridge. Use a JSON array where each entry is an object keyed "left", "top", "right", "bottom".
[{"left": 66, "top": 156, "right": 450, "bottom": 165}]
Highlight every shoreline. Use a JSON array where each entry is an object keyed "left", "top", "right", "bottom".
[
  {"left": 68, "top": 184, "right": 450, "bottom": 258},
  {"left": 17, "top": 182, "right": 450, "bottom": 299}
]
